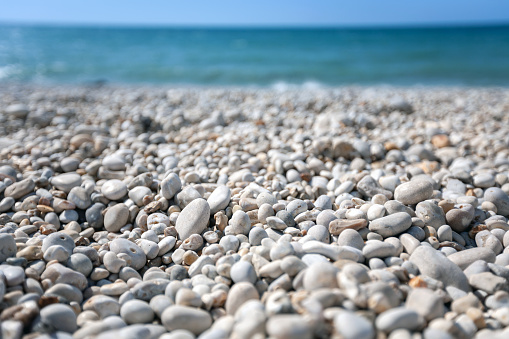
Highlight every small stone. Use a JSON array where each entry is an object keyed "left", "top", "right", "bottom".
[
  {"left": 161, "top": 305, "right": 212, "bottom": 335},
  {"left": 469, "top": 272, "right": 509, "bottom": 294},
  {"left": 42, "top": 232, "right": 75, "bottom": 255},
  {"left": 334, "top": 311, "right": 375, "bottom": 339},
  {"left": 230, "top": 260, "right": 257, "bottom": 284},
  {"left": 376, "top": 307, "right": 425, "bottom": 332},
  {"left": 51, "top": 173, "right": 82, "bottom": 193},
  {"left": 207, "top": 185, "right": 231, "bottom": 214},
  {"left": 394, "top": 180, "right": 433, "bottom": 205},
  {"left": 230, "top": 210, "right": 251, "bottom": 235},
  {"left": 410, "top": 246, "right": 470, "bottom": 292},
  {"left": 175, "top": 198, "right": 210, "bottom": 239},
  {"left": 447, "top": 247, "right": 496, "bottom": 270},
  {"left": 102, "top": 180, "right": 128, "bottom": 200},
  {"left": 104, "top": 203, "right": 130, "bottom": 232},
  {"left": 40, "top": 303, "right": 77, "bottom": 333},
  {"left": 225, "top": 282, "right": 259, "bottom": 315},
  {"left": 160, "top": 173, "right": 182, "bottom": 200},
  {"left": 484, "top": 187, "right": 509, "bottom": 217},
  {"left": 109, "top": 238, "right": 147, "bottom": 270},
  {"left": 266, "top": 315, "right": 313, "bottom": 339},
  {"left": 4, "top": 178, "right": 35, "bottom": 199},
  {"left": 329, "top": 219, "right": 368, "bottom": 235},
  {"left": 0, "top": 234, "right": 16, "bottom": 262},
  {"left": 120, "top": 299, "right": 154, "bottom": 324},
  {"left": 406, "top": 288, "right": 445, "bottom": 321},
  {"left": 369, "top": 212, "right": 412, "bottom": 237}
]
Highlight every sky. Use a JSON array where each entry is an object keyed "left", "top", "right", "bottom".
[{"left": 1, "top": 0, "right": 509, "bottom": 27}]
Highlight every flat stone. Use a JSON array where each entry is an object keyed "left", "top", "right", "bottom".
[
  {"left": 468, "top": 272, "right": 509, "bottom": 294},
  {"left": 4, "top": 178, "right": 35, "bottom": 199},
  {"left": 369, "top": 212, "right": 412, "bottom": 237},
  {"left": 447, "top": 247, "right": 496, "bottom": 270},
  {"left": 42, "top": 232, "right": 75, "bottom": 255},
  {"left": 51, "top": 173, "right": 82, "bottom": 193},
  {"left": 329, "top": 219, "right": 368, "bottom": 235}
]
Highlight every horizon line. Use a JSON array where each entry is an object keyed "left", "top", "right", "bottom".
[{"left": 1, "top": 20, "right": 509, "bottom": 30}]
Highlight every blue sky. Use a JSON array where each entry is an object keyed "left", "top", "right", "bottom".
[{"left": 1, "top": 0, "right": 509, "bottom": 27}]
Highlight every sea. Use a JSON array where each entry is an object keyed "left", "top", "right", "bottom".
[{"left": 0, "top": 24, "right": 508, "bottom": 87}]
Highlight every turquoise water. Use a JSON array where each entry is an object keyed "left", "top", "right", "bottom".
[{"left": 0, "top": 24, "right": 508, "bottom": 86}]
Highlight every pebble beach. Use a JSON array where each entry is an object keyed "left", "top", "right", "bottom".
[{"left": 1, "top": 84, "right": 509, "bottom": 339}]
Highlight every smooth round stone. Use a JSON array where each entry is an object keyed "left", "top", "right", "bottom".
[
  {"left": 256, "top": 192, "right": 278, "bottom": 207},
  {"left": 484, "top": 187, "right": 509, "bottom": 217},
  {"left": 266, "top": 315, "right": 313, "bottom": 339},
  {"left": 446, "top": 205, "right": 475, "bottom": 233},
  {"left": 4, "top": 178, "right": 35, "bottom": 199},
  {"left": 303, "top": 261, "right": 339, "bottom": 290},
  {"left": 337, "top": 229, "right": 364, "bottom": 250},
  {"left": 406, "top": 287, "right": 445, "bottom": 321},
  {"left": 267, "top": 216, "right": 288, "bottom": 231},
  {"left": 161, "top": 305, "right": 212, "bottom": 335},
  {"left": 176, "top": 187, "right": 202, "bottom": 209},
  {"left": 175, "top": 198, "right": 210, "bottom": 240},
  {"left": 43, "top": 245, "right": 70, "bottom": 263},
  {"left": 368, "top": 212, "right": 412, "bottom": 237},
  {"left": 40, "top": 303, "right": 77, "bottom": 333},
  {"left": 230, "top": 210, "right": 251, "bottom": 235},
  {"left": 129, "top": 186, "right": 152, "bottom": 207},
  {"left": 249, "top": 227, "right": 268, "bottom": 246},
  {"left": 207, "top": 185, "right": 231, "bottom": 214},
  {"left": 447, "top": 247, "right": 496, "bottom": 270},
  {"left": 230, "top": 260, "right": 257, "bottom": 284},
  {"left": 104, "top": 203, "right": 130, "bottom": 232},
  {"left": 415, "top": 201, "right": 446, "bottom": 229},
  {"left": 286, "top": 199, "right": 308, "bottom": 217},
  {"left": 83, "top": 295, "right": 121, "bottom": 318},
  {"left": 67, "top": 253, "right": 93, "bottom": 277},
  {"left": 59, "top": 209, "right": 79, "bottom": 223},
  {"left": 0, "top": 234, "right": 16, "bottom": 262},
  {"left": 314, "top": 195, "right": 333, "bottom": 210},
  {"left": 51, "top": 173, "right": 82, "bottom": 193},
  {"left": 110, "top": 238, "right": 147, "bottom": 270},
  {"left": 150, "top": 295, "right": 173, "bottom": 318},
  {"left": 2, "top": 266, "right": 25, "bottom": 286},
  {"left": 42, "top": 232, "right": 75, "bottom": 255},
  {"left": 376, "top": 307, "right": 424, "bottom": 332},
  {"left": 316, "top": 210, "right": 337, "bottom": 227},
  {"left": 45, "top": 283, "right": 83, "bottom": 304},
  {"left": 473, "top": 173, "right": 496, "bottom": 188},
  {"left": 362, "top": 241, "right": 397, "bottom": 259},
  {"left": 103, "top": 251, "right": 127, "bottom": 274},
  {"left": 307, "top": 225, "right": 330, "bottom": 243},
  {"left": 60, "top": 157, "right": 80, "bottom": 172},
  {"left": 0, "top": 197, "right": 15, "bottom": 213},
  {"left": 160, "top": 173, "right": 182, "bottom": 200},
  {"left": 102, "top": 180, "right": 128, "bottom": 200},
  {"left": 334, "top": 311, "right": 375, "bottom": 339},
  {"left": 225, "top": 282, "right": 259, "bottom": 315},
  {"left": 476, "top": 230, "right": 503, "bottom": 254},
  {"left": 103, "top": 155, "right": 126, "bottom": 171},
  {"left": 394, "top": 180, "right": 433, "bottom": 205},
  {"left": 121, "top": 299, "right": 154, "bottom": 324}
]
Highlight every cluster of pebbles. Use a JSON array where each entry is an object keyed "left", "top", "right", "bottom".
[{"left": 1, "top": 84, "right": 509, "bottom": 339}]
